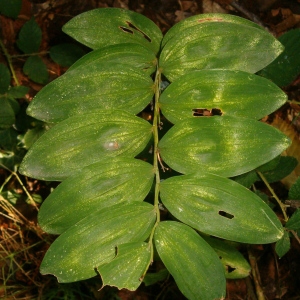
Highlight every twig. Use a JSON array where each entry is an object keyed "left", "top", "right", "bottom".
[
  {"left": 0, "top": 164, "right": 38, "bottom": 211},
  {"left": 256, "top": 171, "right": 288, "bottom": 222},
  {"left": 248, "top": 247, "right": 266, "bottom": 300}
]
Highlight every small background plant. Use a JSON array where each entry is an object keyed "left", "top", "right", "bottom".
[{"left": 1, "top": 1, "right": 300, "bottom": 299}]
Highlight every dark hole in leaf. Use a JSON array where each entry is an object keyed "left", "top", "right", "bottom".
[
  {"left": 119, "top": 26, "right": 134, "bottom": 34},
  {"left": 226, "top": 265, "right": 236, "bottom": 273},
  {"left": 219, "top": 256, "right": 223, "bottom": 260},
  {"left": 126, "top": 21, "right": 152, "bottom": 42},
  {"left": 219, "top": 210, "right": 234, "bottom": 219},
  {"left": 192, "top": 108, "right": 223, "bottom": 117}
]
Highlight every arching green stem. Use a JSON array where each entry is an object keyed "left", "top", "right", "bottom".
[
  {"left": 142, "top": 67, "right": 161, "bottom": 279},
  {"left": 256, "top": 170, "right": 288, "bottom": 222}
]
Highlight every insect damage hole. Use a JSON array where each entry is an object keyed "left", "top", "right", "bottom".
[
  {"left": 126, "top": 21, "right": 152, "bottom": 42},
  {"left": 192, "top": 108, "right": 223, "bottom": 117},
  {"left": 218, "top": 210, "right": 234, "bottom": 219},
  {"left": 226, "top": 265, "right": 236, "bottom": 273},
  {"left": 119, "top": 26, "right": 134, "bottom": 34}
]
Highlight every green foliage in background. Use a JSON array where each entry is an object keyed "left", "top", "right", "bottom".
[{"left": 18, "top": 8, "right": 292, "bottom": 300}]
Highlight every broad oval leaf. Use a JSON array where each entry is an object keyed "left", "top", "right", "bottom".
[
  {"left": 203, "top": 236, "right": 251, "bottom": 279},
  {"left": 154, "top": 221, "right": 226, "bottom": 300},
  {"left": 27, "top": 63, "right": 154, "bottom": 123},
  {"left": 68, "top": 43, "right": 157, "bottom": 76},
  {"left": 19, "top": 110, "right": 152, "bottom": 181},
  {"left": 160, "top": 174, "right": 284, "bottom": 243},
  {"left": 38, "top": 158, "right": 154, "bottom": 234},
  {"left": 16, "top": 18, "right": 42, "bottom": 54},
  {"left": 98, "top": 242, "right": 151, "bottom": 291},
  {"left": 161, "top": 13, "right": 264, "bottom": 48},
  {"left": 160, "top": 21, "right": 283, "bottom": 81},
  {"left": 63, "top": 8, "right": 163, "bottom": 54},
  {"left": 40, "top": 202, "right": 156, "bottom": 283},
  {"left": 159, "top": 69, "right": 287, "bottom": 124},
  {"left": 159, "top": 116, "right": 290, "bottom": 177}
]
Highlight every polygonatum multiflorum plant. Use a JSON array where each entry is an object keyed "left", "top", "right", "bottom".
[{"left": 19, "top": 8, "right": 291, "bottom": 300}]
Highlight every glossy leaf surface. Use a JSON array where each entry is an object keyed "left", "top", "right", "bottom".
[
  {"left": 68, "top": 43, "right": 157, "bottom": 76},
  {"left": 99, "top": 242, "right": 151, "bottom": 290},
  {"left": 38, "top": 158, "right": 154, "bottom": 234},
  {"left": 19, "top": 111, "right": 152, "bottom": 181},
  {"left": 160, "top": 21, "right": 283, "bottom": 81},
  {"left": 160, "top": 174, "right": 283, "bottom": 243},
  {"left": 159, "top": 69, "right": 287, "bottom": 123},
  {"left": 159, "top": 116, "right": 290, "bottom": 177},
  {"left": 40, "top": 202, "right": 156, "bottom": 283},
  {"left": 154, "top": 221, "right": 226, "bottom": 300},
  {"left": 161, "top": 13, "right": 264, "bottom": 48},
  {"left": 63, "top": 8, "right": 163, "bottom": 54},
  {"left": 27, "top": 63, "right": 154, "bottom": 123},
  {"left": 203, "top": 236, "right": 250, "bottom": 279}
]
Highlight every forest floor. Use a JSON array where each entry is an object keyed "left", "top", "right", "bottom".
[{"left": 1, "top": 0, "right": 300, "bottom": 299}]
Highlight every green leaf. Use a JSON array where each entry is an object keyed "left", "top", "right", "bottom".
[
  {"left": 27, "top": 63, "right": 154, "bottom": 123},
  {"left": 259, "top": 29, "right": 300, "bottom": 87},
  {"left": 203, "top": 236, "right": 250, "bottom": 279},
  {"left": 159, "top": 116, "right": 290, "bottom": 177},
  {"left": 7, "top": 85, "right": 29, "bottom": 98},
  {"left": 285, "top": 209, "right": 300, "bottom": 230},
  {"left": 289, "top": 177, "right": 300, "bottom": 200},
  {"left": 0, "top": 127, "right": 18, "bottom": 150},
  {"left": 50, "top": 43, "right": 86, "bottom": 67},
  {"left": 154, "top": 221, "right": 226, "bottom": 300},
  {"left": 0, "top": 64, "right": 11, "bottom": 94},
  {"left": 160, "top": 173, "right": 283, "bottom": 243},
  {"left": 21, "top": 125, "right": 46, "bottom": 149},
  {"left": 0, "top": 128, "right": 26, "bottom": 170},
  {"left": 23, "top": 56, "right": 49, "bottom": 84},
  {"left": 68, "top": 43, "right": 157, "bottom": 76},
  {"left": 1, "top": 190, "right": 21, "bottom": 205},
  {"left": 0, "top": 97, "right": 15, "bottom": 129},
  {"left": 231, "top": 170, "right": 259, "bottom": 188},
  {"left": 40, "top": 202, "right": 156, "bottom": 283},
  {"left": 98, "top": 242, "right": 151, "bottom": 290},
  {"left": 160, "top": 18, "right": 283, "bottom": 81},
  {"left": 259, "top": 156, "right": 298, "bottom": 183},
  {"left": 19, "top": 110, "right": 152, "bottom": 181},
  {"left": 256, "top": 155, "right": 281, "bottom": 172},
  {"left": 63, "top": 8, "right": 162, "bottom": 55},
  {"left": 159, "top": 69, "right": 286, "bottom": 123},
  {"left": 161, "top": 13, "right": 265, "bottom": 48},
  {"left": 275, "top": 230, "right": 290, "bottom": 258},
  {"left": 16, "top": 18, "right": 42, "bottom": 54},
  {"left": 0, "top": 0, "right": 22, "bottom": 18},
  {"left": 143, "top": 268, "right": 169, "bottom": 286},
  {"left": 38, "top": 158, "right": 154, "bottom": 234}
]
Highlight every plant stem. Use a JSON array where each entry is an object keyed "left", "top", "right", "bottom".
[
  {"left": 0, "top": 163, "right": 38, "bottom": 211},
  {"left": 142, "top": 67, "right": 161, "bottom": 279},
  {"left": 0, "top": 39, "right": 20, "bottom": 86},
  {"left": 10, "top": 50, "right": 49, "bottom": 58},
  {"left": 256, "top": 170, "right": 288, "bottom": 222}
]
